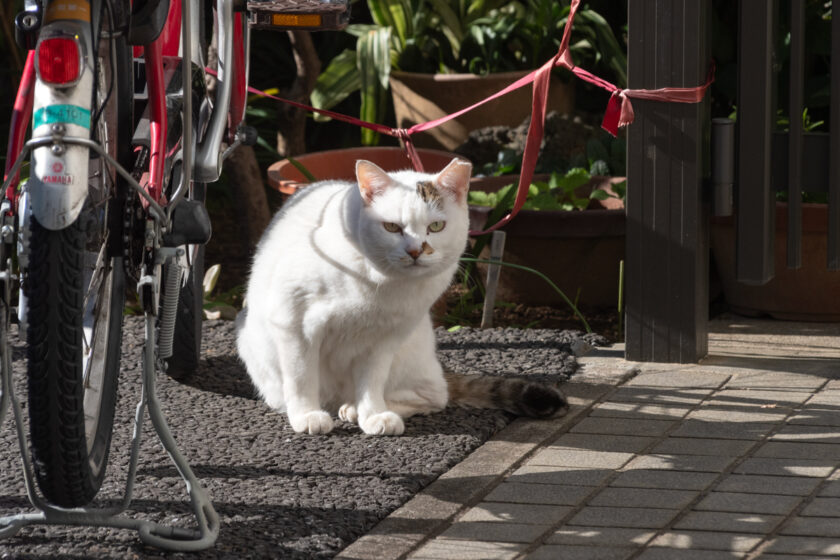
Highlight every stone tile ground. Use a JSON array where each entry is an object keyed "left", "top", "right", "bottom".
[{"left": 340, "top": 317, "right": 840, "bottom": 559}]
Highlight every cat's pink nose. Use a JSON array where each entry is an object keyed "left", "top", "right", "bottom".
[{"left": 406, "top": 248, "right": 421, "bottom": 260}]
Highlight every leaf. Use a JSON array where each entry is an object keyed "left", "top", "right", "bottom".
[
  {"left": 311, "top": 49, "right": 362, "bottom": 122},
  {"left": 589, "top": 159, "right": 610, "bottom": 176},
  {"left": 524, "top": 191, "right": 563, "bottom": 210},
  {"left": 428, "top": 0, "right": 465, "bottom": 45},
  {"left": 467, "top": 190, "right": 494, "bottom": 206},
  {"left": 589, "top": 189, "right": 610, "bottom": 201},
  {"left": 202, "top": 264, "right": 221, "bottom": 298},
  {"left": 358, "top": 27, "right": 392, "bottom": 144},
  {"left": 556, "top": 167, "right": 592, "bottom": 192}
]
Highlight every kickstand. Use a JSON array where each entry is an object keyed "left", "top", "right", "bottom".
[{"left": 0, "top": 303, "right": 219, "bottom": 552}]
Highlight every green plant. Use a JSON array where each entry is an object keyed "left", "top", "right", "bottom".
[
  {"left": 312, "top": 0, "right": 626, "bottom": 145},
  {"left": 477, "top": 130, "right": 626, "bottom": 178},
  {"left": 468, "top": 167, "right": 626, "bottom": 211}
]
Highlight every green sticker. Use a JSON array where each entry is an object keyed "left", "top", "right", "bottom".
[{"left": 33, "top": 104, "right": 91, "bottom": 129}]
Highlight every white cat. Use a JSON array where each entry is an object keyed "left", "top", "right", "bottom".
[{"left": 236, "top": 158, "right": 567, "bottom": 435}]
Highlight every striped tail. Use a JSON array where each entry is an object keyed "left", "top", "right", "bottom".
[{"left": 445, "top": 372, "right": 569, "bottom": 419}]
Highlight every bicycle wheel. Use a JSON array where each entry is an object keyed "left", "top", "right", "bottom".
[{"left": 25, "top": 11, "right": 131, "bottom": 508}]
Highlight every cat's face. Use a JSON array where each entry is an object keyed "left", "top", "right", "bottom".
[{"left": 355, "top": 158, "right": 472, "bottom": 277}]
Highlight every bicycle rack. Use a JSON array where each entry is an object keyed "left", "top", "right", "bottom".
[{"left": 0, "top": 140, "right": 220, "bottom": 552}]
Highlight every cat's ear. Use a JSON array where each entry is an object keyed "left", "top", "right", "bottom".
[
  {"left": 356, "top": 160, "right": 392, "bottom": 205},
  {"left": 435, "top": 158, "right": 472, "bottom": 204}
]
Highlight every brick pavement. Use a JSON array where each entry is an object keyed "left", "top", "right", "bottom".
[{"left": 339, "top": 316, "right": 840, "bottom": 559}]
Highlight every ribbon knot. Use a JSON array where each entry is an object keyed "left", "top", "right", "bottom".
[
  {"left": 393, "top": 128, "right": 424, "bottom": 173},
  {"left": 601, "top": 89, "right": 636, "bottom": 136}
]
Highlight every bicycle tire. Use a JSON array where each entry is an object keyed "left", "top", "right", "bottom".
[
  {"left": 25, "top": 13, "right": 131, "bottom": 508},
  {"left": 164, "top": 243, "right": 205, "bottom": 380}
]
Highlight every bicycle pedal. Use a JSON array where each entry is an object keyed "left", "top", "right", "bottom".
[{"left": 247, "top": 0, "right": 349, "bottom": 32}]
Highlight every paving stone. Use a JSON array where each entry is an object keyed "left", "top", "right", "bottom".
[
  {"left": 483, "top": 482, "right": 594, "bottom": 506},
  {"left": 410, "top": 538, "right": 525, "bottom": 560},
  {"left": 770, "top": 425, "right": 840, "bottom": 442},
  {"left": 788, "top": 408, "right": 840, "bottom": 427},
  {"left": 549, "top": 433, "right": 656, "bottom": 453},
  {"left": 651, "top": 437, "right": 755, "bottom": 457},
  {"left": 567, "top": 506, "right": 678, "bottom": 529},
  {"left": 439, "top": 522, "right": 548, "bottom": 543},
  {"left": 687, "top": 406, "right": 788, "bottom": 423},
  {"left": 817, "top": 478, "right": 840, "bottom": 497},
  {"left": 608, "top": 387, "right": 714, "bottom": 405},
  {"left": 509, "top": 466, "right": 613, "bottom": 487},
  {"left": 734, "top": 457, "right": 836, "bottom": 478},
  {"left": 648, "top": 531, "right": 761, "bottom": 552},
  {"left": 755, "top": 441, "right": 840, "bottom": 461},
  {"left": 635, "top": 549, "right": 745, "bottom": 559},
  {"left": 611, "top": 469, "right": 718, "bottom": 491},
  {"left": 674, "top": 511, "right": 784, "bottom": 533},
  {"left": 570, "top": 417, "right": 675, "bottom": 437},
  {"left": 528, "top": 447, "right": 634, "bottom": 469},
  {"left": 800, "top": 497, "right": 840, "bottom": 517},
  {"left": 590, "top": 401, "right": 693, "bottom": 420},
  {"left": 714, "top": 474, "right": 821, "bottom": 496},
  {"left": 623, "top": 453, "right": 736, "bottom": 473},
  {"left": 547, "top": 526, "right": 655, "bottom": 547},
  {"left": 588, "top": 487, "right": 697, "bottom": 509},
  {"left": 671, "top": 419, "right": 777, "bottom": 440},
  {"left": 725, "top": 371, "right": 826, "bottom": 391},
  {"left": 528, "top": 544, "right": 634, "bottom": 560},
  {"left": 780, "top": 516, "right": 840, "bottom": 537},
  {"left": 625, "top": 370, "right": 730, "bottom": 389},
  {"left": 694, "top": 491, "right": 801, "bottom": 515},
  {"left": 765, "top": 535, "right": 840, "bottom": 556},
  {"left": 459, "top": 502, "right": 571, "bottom": 525},
  {"left": 707, "top": 389, "right": 813, "bottom": 406},
  {"left": 759, "top": 555, "right": 840, "bottom": 560},
  {"left": 818, "top": 381, "right": 840, "bottom": 392}
]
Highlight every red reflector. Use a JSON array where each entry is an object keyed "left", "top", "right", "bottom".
[{"left": 38, "top": 38, "right": 80, "bottom": 84}]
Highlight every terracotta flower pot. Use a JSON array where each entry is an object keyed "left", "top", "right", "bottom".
[
  {"left": 711, "top": 202, "right": 840, "bottom": 321},
  {"left": 266, "top": 146, "right": 464, "bottom": 198},
  {"left": 468, "top": 175, "right": 626, "bottom": 307},
  {"left": 389, "top": 70, "right": 575, "bottom": 152}
]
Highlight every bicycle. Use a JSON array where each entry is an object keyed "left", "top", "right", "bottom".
[{"left": 1, "top": 0, "right": 348, "bottom": 550}]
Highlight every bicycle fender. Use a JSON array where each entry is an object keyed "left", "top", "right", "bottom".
[{"left": 29, "top": 16, "right": 94, "bottom": 230}]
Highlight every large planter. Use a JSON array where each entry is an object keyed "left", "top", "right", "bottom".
[
  {"left": 711, "top": 202, "right": 840, "bottom": 321},
  {"left": 390, "top": 70, "right": 575, "bottom": 152},
  {"left": 468, "top": 176, "right": 625, "bottom": 307},
  {"left": 266, "top": 146, "right": 464, "bottom": 198}
]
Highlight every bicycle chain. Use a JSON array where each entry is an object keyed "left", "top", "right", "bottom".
[{"left": 123, "top": 147, "right": 149, "bottom": 286}]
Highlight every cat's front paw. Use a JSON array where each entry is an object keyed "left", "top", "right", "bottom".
[
  {"left": 360, "top": 411, "right": 404, "bottom": 436},
  {"left": 338, "top": 404, "right": 358, "bottom": 423},
  {"left": 288, "top": 410, "right": 334, "bottom": 435}
]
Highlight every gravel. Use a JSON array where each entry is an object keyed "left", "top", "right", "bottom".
[{"left": 0, "top": 317, "right": 598, "bottom": 559}]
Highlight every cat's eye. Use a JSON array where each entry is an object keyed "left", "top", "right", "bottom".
[
  {"left": 383, "top": 222, "right": 402, "bottom": 233},
  {"left": 428, "top": 221, "right": 446, "bottom": 233}
]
